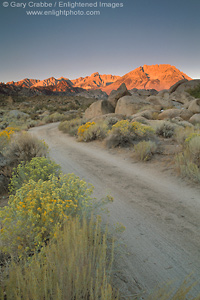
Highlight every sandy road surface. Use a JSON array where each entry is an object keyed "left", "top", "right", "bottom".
[{"left": 30, "top": 123, "right": 200, "bottom": 297}]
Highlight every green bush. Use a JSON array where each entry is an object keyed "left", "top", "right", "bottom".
[
  {"left": 0, "top": 216, "right": 118, "bottom": 300},
  {"left": 0, "top": 174, "right": 94, "bottom": 257},
  {"left": 4, "top": 131, "right": 48, "bottom": 167},
  {"left": 9, "top": 157, "right": 61, "bottom": 195},
  {"left": 43, "top": 112, "right": 67, "bottom": 124},
  {"left": 58, "top": 118, "right": 84, "bottom": 136},
  {"left": 106, "top": 120, "right": 155, "bottom": 148},
  {"left": 187, "top": 84, "right": 200, "bottom": 98},
  {"left": 1, "top": 112, "right": 37, "bottom": 130},
  {"left": 134, "top": 141, "right": 157, "bottom": 161}
]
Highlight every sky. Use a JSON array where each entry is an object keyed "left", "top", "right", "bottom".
[{"left": 0, "top": 0, "right": 200, "bottom": 83}]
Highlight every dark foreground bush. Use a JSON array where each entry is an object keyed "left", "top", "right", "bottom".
[{"left": 4, "top": 131, "right": 48, "bottom": 167}]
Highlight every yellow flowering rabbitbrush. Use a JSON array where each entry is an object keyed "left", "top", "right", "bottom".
[
  {"left": 111, "top": 120, "right": 154, "bottom": 137},
  {"left": 106, "top": 120, "right": 155, "bottom": 148},
  {"left": 0, "top": 174, "right": 94, "bottom": 257},
  {"left": 9, "top": 157, "right": 61, "bottom": 194},
  {"left": 0, "top": 127, "right": 19, "bottom": 151},
  {"left": 77, "top": 122, "right": 95, "bottom": 141}
]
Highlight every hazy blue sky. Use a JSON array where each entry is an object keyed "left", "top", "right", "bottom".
[{"left": 0, "top": 0, "right": 200, "bottom": 83}]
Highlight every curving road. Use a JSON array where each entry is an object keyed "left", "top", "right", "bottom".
[{"left": 30, "top": 123, "right": 200, "bottom": 298}]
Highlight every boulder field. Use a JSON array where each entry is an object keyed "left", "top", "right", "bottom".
[{"left": 84, "top": 79, "right": 200, "bottom": 125}]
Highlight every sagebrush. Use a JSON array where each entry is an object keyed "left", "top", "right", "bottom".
[{"left": 4, "top": 131, "right": 48, "bottom": 167}]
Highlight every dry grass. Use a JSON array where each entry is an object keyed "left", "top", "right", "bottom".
[
  {"left": 174, "top": 126, "right": 197, "bottom": 145},
  {"left": 175, "top": 135, "right": 200, "bottom": 182},
  {"left": 133, "top": 141, "right": 157, "bottom": 161},
  {"left": 0, "top": 215, "right": 119, "bottom": 300},
  {"left": 146, "top": 277, "right": 200, "bottom": 300}
]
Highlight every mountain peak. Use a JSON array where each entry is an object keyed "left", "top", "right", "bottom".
[
  {"left": 5, "top": 64, "right": 192, "bottom": 95},
  {"left": 101, "top": 64, "right": 192, "bottom": 94},
  {"left": 91, "top": 72, "right": 100, "bottom": 77}
]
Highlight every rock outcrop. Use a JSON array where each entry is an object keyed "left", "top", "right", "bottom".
[
  {"left": 115, "top": 95, "right": 150, "bottom": 116},
  {"left": 158, "top": 109, "right": 182, "bottom": 120},
  {"left": 84, "top": 100, "right": 114, "bottom": 120},
  {"left": 173, "top": 79, "right": 200, "bottom": 93},
  {"left": 189, "top": 114, "right": 200, "bottom": 124},
  {"left": 168, "top": 79, "right": 189, "bottom": 93},
  {"left": 108, "top": 83, "right": 131, "bottom": 108},
  {"left": 188, "top": 99, "right": 200, "bottom": 114},
  {"left": 77, "top": 89, "right": 108, "bottom": 100}
]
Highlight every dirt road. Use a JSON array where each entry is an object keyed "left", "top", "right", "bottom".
[{"left": 30, "top": 123, "right": 200, "bottom": 297}]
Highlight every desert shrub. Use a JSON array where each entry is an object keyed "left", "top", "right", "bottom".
[
  {"left": 152, "top": 111, "right": 160, "bottom": 120},
  {"left": 66, "top": 101, "right": 79, "bottom": 110},
  {"left": 106, "top": 120, "right": 155, "bottom": 148},
  {"left": 175, "top": 134, "right": 200, "bottom": 182},
  {"left": 77, "top": 122, "right": 95, "bottom": 141},
  {"left": 0, "top": 174, "right": 95, "bottom": 258},
  {"left": 156, "top": 121, "right": 175, "bottom": 138},
  {"left": 78, "top": 122, "right": 108, "bottom": 142},
  {"left": 174, "top": 126, "right": 200, "bottom": 145},
  {"left": 0, "top": 127, "right": 19, "bottom": 152},
  {"left": 187, "top": 83, "right": 200, "bottom": 98},
  {"left": 184, "top": 134, "right": 200, "bottom": 167},
  {"left": 134, "top": 141, "right": 157, "bottom": 161},
  {"left": 58, "top": 118, "right": 84, "bottom": 136},
  {"left": 106, "top": 116, "right": 121, "bottom": 129},
  {"left": 4, "top": 131, "right": 48, "bottom": 167},
  {"left": 1, "top": 112, "right": 37, "bottom": 130},
  {"left": 9, "top": 157, "right": 61, "bottom": 195},
  {"left": 43, "top": 112, "right": 66, "bottom": 124},
  {"left": 0, "top": 216, "right": 118, "bottom": 300}
]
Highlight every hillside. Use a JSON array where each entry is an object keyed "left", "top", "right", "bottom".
[{"left": 101, "top": 64, "right": 192, "bottom": 94}]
